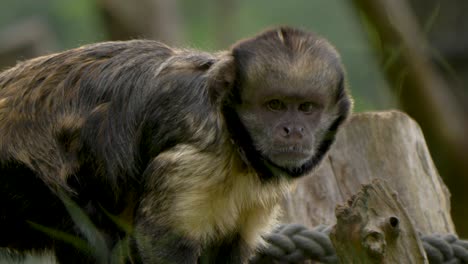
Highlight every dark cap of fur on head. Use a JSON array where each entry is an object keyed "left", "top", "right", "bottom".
[
  {"left": 230, "top": 26, "right": 343, "bottom": 93},
  {"left": 231, "top": 26, "right": 338, "bottom": 67}
]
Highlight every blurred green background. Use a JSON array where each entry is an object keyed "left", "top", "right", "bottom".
[
  {"left": 0, "top": 0, "right": 395, "bottom": 111},
  {"left": 0, "top": 0, "right": 467, "bottom": 262}
]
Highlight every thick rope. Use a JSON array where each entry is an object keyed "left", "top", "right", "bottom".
[
  {"left": 250, "top": 224, "right": 468, "bottom": 264},
  {"left": 421, "top": 233, "right": 468, "bottom": 264},
  {"left": 250, "top": 224, "right": 338, "bottom": 263}
]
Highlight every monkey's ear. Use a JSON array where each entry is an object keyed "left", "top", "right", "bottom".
[{"left": 206, "top": 54, "right": 236, "bottom": 106}]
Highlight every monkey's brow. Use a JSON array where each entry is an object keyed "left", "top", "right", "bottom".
[{"left": 260, "top": 86, "right": 327, "bottom": 102}]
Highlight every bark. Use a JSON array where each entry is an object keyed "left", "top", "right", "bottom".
[{"left": 330, "top": 179, "right": 428, "bottom": 263}]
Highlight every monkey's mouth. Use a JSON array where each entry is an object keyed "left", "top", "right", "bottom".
[
  {"left": 268, "top": 147, "right": 312, "bottom": 167},
  {"left": 272, "top": 146, "right": 311, "bottom": 156},
  {"left": 272, "top": 150, "right": 310, "bottom": 160}
]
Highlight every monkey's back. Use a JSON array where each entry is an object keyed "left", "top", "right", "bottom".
[
  {"left": 0, "top": 40, "right": 236, "bottom": 253},
  {"left": 0, "top": 40, "right": 222, "bottom": 190}
]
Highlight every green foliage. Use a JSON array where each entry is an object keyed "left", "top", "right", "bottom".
[
  {"left": 27, "top": 222, "right": 94, "bottom": 257},
  {"left": 47, "top": 0, "right": 107, "bottom": 48},
  {"left": 27, "top": 191, "right": 134, "bottom": 263}
]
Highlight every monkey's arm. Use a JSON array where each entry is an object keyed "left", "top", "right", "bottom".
[
  {"left": 131, "top": 157, "right": 201, "bottom": 264},
  {"left": 132, "top": 144, "right": 255, "bottom": 264},
  {"left": 131, "top": 221, "right": 200, "bottom": 264}
]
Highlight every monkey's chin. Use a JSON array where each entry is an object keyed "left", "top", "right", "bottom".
[{"left": 269, "top": 152, "right": 312, "bottom": 171}]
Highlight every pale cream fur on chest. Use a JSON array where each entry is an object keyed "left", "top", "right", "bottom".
[{"left": 159, "top": 144, "right": 291, "bottom": 248}]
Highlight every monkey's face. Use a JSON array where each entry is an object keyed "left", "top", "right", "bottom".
[{"left": 235, "top": 56, "right": 346, "bottom": 176}]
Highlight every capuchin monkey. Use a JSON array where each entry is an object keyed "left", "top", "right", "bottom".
[{"left": 0, "top": 27, "right": 352, "bottom": 263}]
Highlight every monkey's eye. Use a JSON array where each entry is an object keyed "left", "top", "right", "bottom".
[
  {"left": 267, "top": 99, "right": 286, "bottom": 111},
  {"left": 299, "top": 102, "right": 316, "bottom": 113}
]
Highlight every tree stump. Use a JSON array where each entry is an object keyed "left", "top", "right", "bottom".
[
  {"left": 330, "top": 179, "right": 427, "bottom": 263},
  {"left": 281, "top": 110, "right": 455, "bottom": 234}
]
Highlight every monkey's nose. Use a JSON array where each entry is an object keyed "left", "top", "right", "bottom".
[{"left": 281, "top": 126, "right": 304, "bottom": 140}]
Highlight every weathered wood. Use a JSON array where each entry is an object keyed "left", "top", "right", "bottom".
[
  {"left": 281, "top": 111, "right": 455, "bottom": 235},
  {"left": 330, "top": 179, "right": 427, "bottom": 263}
]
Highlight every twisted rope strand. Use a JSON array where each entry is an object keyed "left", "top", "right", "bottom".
[{"left": 250, "top": 224, "right": 468, "bottom": 264}]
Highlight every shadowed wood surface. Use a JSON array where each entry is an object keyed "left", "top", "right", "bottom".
[{"left": 330, "top": 179, "right": 428, "bottom": 263}]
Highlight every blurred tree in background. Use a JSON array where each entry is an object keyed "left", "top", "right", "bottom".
[
  {"left": 351, "top": 0, "right": 468, "bottom": 236},
  {"left": 0, "top": 0, "right": 466, "bottom": 250}
]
